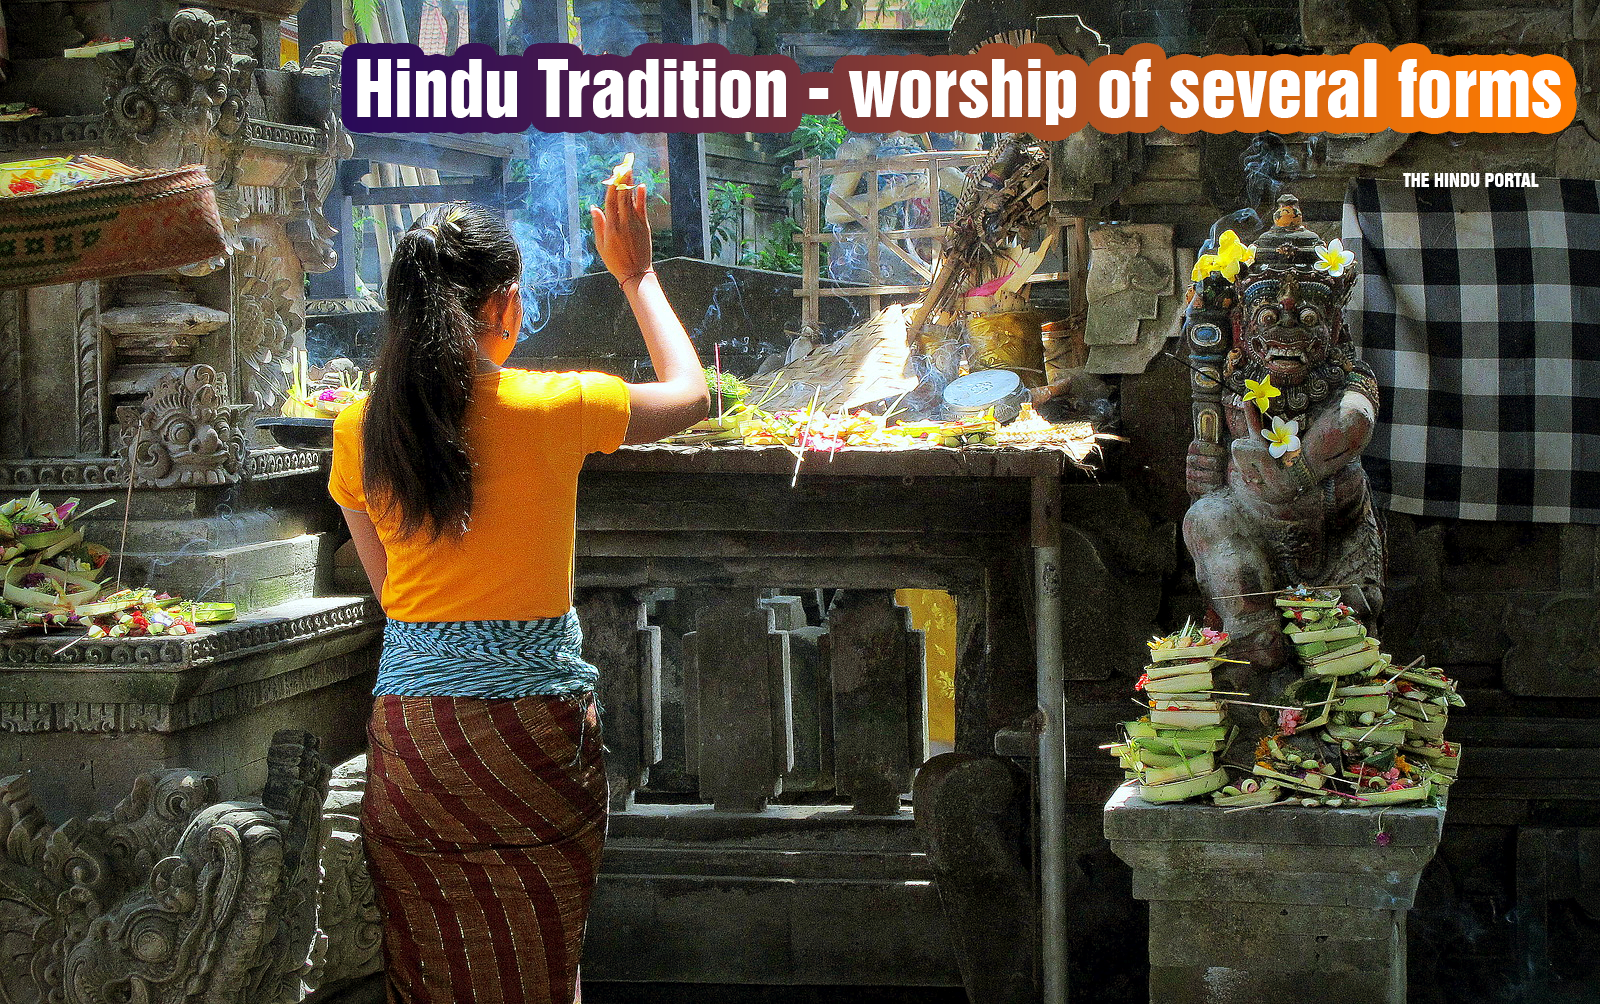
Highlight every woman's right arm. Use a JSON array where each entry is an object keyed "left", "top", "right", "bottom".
[
  {"left": 340, "top": 505, "right": 388, "bottom": 601},
  {"left": 591, "top": 178, "right": 709, "bottom": 444}
]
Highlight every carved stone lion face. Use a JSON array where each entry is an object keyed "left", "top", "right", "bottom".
[
  {"left": 116, "top": 365, "right": 248, "bottom": 489},
  {"left": 1236, "top": 276, "right": 1342, "bottom": 387}
]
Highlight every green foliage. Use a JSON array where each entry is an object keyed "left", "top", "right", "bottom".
[
  {"left": 353, "top": 0, "right": 379, "bottom": 40},
  {"left": 738, "top": 218, "right": 804, "bottom": 274},
  {"left": 777, "top": 114, "right": 849, "bottom": 198},
  {"left": 707, "top": 180, "right": 753, "bottom": 259},
  {"left": 704, "top": 367, "right": 750, "bottom": 399},
  {"left": 777, "top": 114, "right": 849, "bottom": 162},
  {"left": 873, "top": 0, "right": 962, "bottom": 29}
]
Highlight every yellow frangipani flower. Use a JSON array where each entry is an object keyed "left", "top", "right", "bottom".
[
  {"left": 1213, "top": 230, "right": 1256, "bottom": 281},
  {"left": 1242, "top": 375, "right": 1281, "bottom": 412},
  {"left": 1191, "top": 230, "right": 1257, "bottom": 283}
]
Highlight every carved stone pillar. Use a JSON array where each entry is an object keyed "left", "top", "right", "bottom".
[
  {"left": 691, "top": 590, "right": 792, "bottom": 813},
  {"left": 304, "top": 753, "right": 384, "bottom": 994},
  {"left": 826, "top": 589, "right": 925, "bottom": 815},
  {"left": 578, "top": 588, "right": 664, "bottom": 812}
]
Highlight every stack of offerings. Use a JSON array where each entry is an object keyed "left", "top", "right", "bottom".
[
  {"left": 1231, "top": 585, "right": 1461, "bottom": 808},
  {"left": 1106, "top": 622, "right": 1232, "bottom": 803}
]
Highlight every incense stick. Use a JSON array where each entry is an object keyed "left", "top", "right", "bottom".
[
  {"left": 53, "top": 633, "right": 90, "bottom": 656},
  {"left": 713, "top": 342, "right": 723, "bottom": 418},
  {"left": 791, "top": 386, "right": 821, "bottom": 488},
  {"left": 115, "top": 429, "right": 137, "bottom": 587}
]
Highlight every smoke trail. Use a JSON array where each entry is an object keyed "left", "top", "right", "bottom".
[
  {"left": 1240, "top": 134, "right": 1300, "bottom": 211},
  {"left": 1207, "top": 208, "right": 1265, "bottom": 251},
  {"left": 510, "top": 129, "right": 593, "bottom": 338}
]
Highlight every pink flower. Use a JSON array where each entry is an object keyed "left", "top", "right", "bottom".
[
  {"left": 1375, "top": 832, "right": 1392, "bottom": 846},
  {"left": 1201, "top": 628, "right": 1227, "bottom": 644},
  {"left": 1277, "top": 709, "right": 1303, "bottom": 736},
  {"left": 318, "top": 389, "right": 340, "bottom": 401},
  {"left": 1387, "top": 781, "right": 1409, "bottom": 791}
]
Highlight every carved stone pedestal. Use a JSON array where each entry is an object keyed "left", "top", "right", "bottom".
[
  {"left": 1104, "top": 783, "right": 1444, "bottom": 1004},
  {"left": 0, "top": 596, "right": 381, "bottom": 819}
]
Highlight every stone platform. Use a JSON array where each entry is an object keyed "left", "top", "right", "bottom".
[
  {"left": 586, "top": 803, "right": 961, "bottom": 988},
  {"left": 0, "top": 595, "right": 381, "bottom": 818},
  {"left": 1104, "top": 783, "right": 1445, "bottom": 1004}
]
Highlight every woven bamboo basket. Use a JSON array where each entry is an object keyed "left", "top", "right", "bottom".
[{"left": 0, "top": 165, "right": 226, "bottom": 289}]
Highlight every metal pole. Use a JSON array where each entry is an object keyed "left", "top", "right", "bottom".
[{"left": 1032, "top": 472, "right": 1066, "bottom": 1004}]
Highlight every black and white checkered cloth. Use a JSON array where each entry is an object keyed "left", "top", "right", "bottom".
[{"left": 1344, "top": 178, "right": 1600, "bottom": 524}]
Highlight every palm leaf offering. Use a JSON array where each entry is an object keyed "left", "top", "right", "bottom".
[{"left": 1107, "top": 587, "right": 1462, "bottom": 809}]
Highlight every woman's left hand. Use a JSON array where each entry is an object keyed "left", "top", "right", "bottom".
[{"left": 591, "top": 173, "right": 652, "bottom": 284}]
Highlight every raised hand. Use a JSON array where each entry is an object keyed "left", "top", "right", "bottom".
[{"left": 590, "top": 168, "right": 653, "bottom": 285}]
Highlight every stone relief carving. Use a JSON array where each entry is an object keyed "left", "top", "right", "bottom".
[
  {"left": 1300, "top": 0, "right": 1418, "bottom": 46},
  {"left": 1504, "top": 592, "right": 1600, "bottom": 698},
  {"left": 235, "top": 240, "right": 301, "bottom": 414},
  {"left": 0, "top": 730, "right": 328, "bottom": 1004},
  {"left": 75, "top": 282, "right": 108, "bottom": 457},
  {"left": 289, "top": 43, "right": 355, "bottom": 276},
  {"left": 0, "top": 290, "right": 20, "bottom": 458},
  {"left": 303, "top": 754, "right": 383, "bottom": 993},
  {"left": 1084, "top": 224, "right": 1187, "bottom": 374},
  {"left": 100, "top": 8, "right": 258, "bottom": 268},
  {"left": 115, "top": 363, "right": 249, "bottom": 488},
  {"left": 0, "top": 459, "right": 126, "bottom": 489}
]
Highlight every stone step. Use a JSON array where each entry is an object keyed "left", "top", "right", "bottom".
[
  {"left": 588, "top": 803, "right": 959, "bottom": 987},
  {"left": 607, "top": 803, "right": 923, "bottom": 850},
  {"left": 114, "top": 533, "right": 325, "bottom": 612},
  {"left": 602, "top": 844, "right": 931, "bottom": 882}
]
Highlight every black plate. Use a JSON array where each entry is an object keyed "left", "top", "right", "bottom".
[{"left": 254, "top": 416, "right": 335, "bottom": 450}]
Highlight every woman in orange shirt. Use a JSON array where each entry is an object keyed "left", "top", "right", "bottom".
[{"left": 330, "top": 175, "right": 707, "bottom": 1004}]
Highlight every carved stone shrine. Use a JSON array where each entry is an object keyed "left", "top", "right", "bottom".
[{"left": 0, "top": 4, "right": 379, "bottom": 1000}]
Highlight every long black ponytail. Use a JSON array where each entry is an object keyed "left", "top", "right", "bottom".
[{"left": 363, "top": 202, "right": 522, "bottom": 540}]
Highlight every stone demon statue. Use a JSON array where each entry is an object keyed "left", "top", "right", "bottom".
[{"left": 1182, "top": 195, "right": 1385, "bottom": 695}]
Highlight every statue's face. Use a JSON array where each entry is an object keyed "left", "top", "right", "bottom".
[{"left": 1238, "top": 278, "right": 1341, "bottom": 386}]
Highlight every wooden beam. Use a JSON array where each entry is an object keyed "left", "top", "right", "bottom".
[
  {"left": 825, "top": 191, "right": 933, "bottom": 281},
  {"left": 352, "top": 182, "right": 499, "bottom": 205}
]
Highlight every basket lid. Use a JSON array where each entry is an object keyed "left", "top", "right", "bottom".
[{"left": 944, "top": 369, "right": 1023, "bottom": 409}]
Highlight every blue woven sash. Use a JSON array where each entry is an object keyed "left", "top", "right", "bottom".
[{"left": 375, "top": 611, "right": 599, "bottom": 698}]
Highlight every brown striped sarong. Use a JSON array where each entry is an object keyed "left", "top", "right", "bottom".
[{"left": 363, "top": 693, "right": 607, "bottom": 1004}]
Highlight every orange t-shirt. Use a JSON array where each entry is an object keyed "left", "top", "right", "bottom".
[{"left": 328, "top": 368, "right": 630, "bottom": 622}]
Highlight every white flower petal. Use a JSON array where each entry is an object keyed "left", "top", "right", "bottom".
[{"left": 1268, "top": 434, "right": 1302, "bottom": 459}]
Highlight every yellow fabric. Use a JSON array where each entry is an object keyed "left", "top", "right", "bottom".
[
  {"left": 330, "top": 369, "right": 630, "bottom": 622},
  {"left": 896, "top": 588, "right": 956, "bottom": 746}
]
